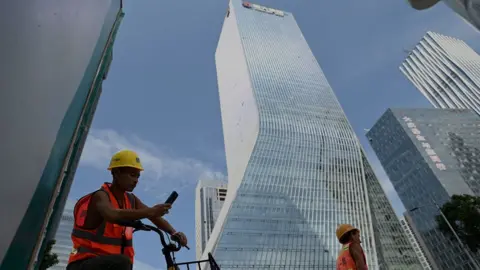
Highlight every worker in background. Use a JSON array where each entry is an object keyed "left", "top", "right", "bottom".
[
  {"left": 336, "top": 224, "right": 368, "bottom": 270},
  {"left": 66, "top": 149, "right": 188, "bottom": 270}
]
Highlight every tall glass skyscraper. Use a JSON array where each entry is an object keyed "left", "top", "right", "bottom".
[
  {"left": 367, "top": 108, "right": 480, "bottom": 269},
  {"left": 201, "top": 1, "right": 422, "bottom": 269},
  {"left": 400, "top": 32, "right": 480, "bottom": 115}
]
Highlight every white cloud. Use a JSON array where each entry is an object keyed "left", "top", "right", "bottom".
[
  {"left": 133, "top": 259, "right": 164, "bottom": 270},
  {"left": 79, "top": 128, "right": 226, "bottom": 198}
]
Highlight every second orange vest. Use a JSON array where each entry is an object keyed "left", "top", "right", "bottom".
[
  {"left": 336, "top": 242, "right": 368, "bottom": 270},
  {"left": 68, "top": 183, "right": 136, "bottom": 265}
]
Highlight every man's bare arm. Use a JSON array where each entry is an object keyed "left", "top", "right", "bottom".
[
  {"left": 134, "top": 195, "right": 176, "bottom": 235},
  {"left": 350, "top": 242, "right": 367, "bottom": 270},
  {"left": 93, "top": 191, "right": 153, "bottom": 222}
]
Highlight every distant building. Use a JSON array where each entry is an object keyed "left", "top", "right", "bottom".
[
  {"left": 408, "top": 0, "right": 480, "bottom": 32},
  {"left": 400, "top": 215, "right": 436, "bottom": 270},
  {"left": 400, "top": 32, "right": 480, "bottom": 116},
  {"left": 195, "top": 180, "right": 227, "bottom": 260},
  {"left": 367, "top": 108, "right": 480, "bottom": 269},
  {"left": 49, "top": 200, "right": 75, "bottom": 269}
]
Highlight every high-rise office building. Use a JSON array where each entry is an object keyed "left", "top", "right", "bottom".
[
  {"left": 200, "top": 1, "right": 422, "bottom": 269},
  {"left": 400, "top": 216, "right": 435, "bottom": 270},
  {"left": 195, "top": 180, "right": 228, "bottom": 260},
  {"left": 48, "top": 201, "right": 75, "bottom": 269},
  {"left": 367, "top": 108, "right": 480, "bottom": 269},
  {"left": 400, "top": 31, "right": 480, "bottom": 115},
  {"left": 408, "top": 0, "right": 480, "bottom": 32}
]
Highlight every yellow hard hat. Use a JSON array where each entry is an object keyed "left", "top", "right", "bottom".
[
  {"left": 107, "top": 150, "right": 144, "bottom": 171},
  {"left": 336, "top": 224, "right": 358, "bottom": 241}
]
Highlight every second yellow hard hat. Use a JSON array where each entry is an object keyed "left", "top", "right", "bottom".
[{"left": 336, "top": 224, "right": 358, "bottom": 241}]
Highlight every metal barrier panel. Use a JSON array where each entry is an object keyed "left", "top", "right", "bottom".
[{"left": 0, "top": 0, "right": 123, "bottom": 268}]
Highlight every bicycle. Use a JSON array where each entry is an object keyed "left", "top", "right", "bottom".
[{"left": 117, "top": 220, "right": 221, "bottom": 270}]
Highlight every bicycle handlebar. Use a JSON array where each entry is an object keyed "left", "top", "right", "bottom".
[
  {"left": 116, "top": 220, "right": 219, "bottom": 269},
  {"left": 116, "top": 220, "right": 189, "bottom": 251}
]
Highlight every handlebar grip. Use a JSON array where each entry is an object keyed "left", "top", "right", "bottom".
[
  {"left": 170, "top": 234, "right": 190, "bottom": 250},
  {"left": 171, "top": 234, "right": 180, "bottom": 241}
]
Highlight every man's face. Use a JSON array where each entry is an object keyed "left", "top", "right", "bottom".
[
  {"left": 114, "top": 167, "right": 141, "bottom": 192},
  {"left": 351, "top": 230, "right": 361, "bottom": 243}
]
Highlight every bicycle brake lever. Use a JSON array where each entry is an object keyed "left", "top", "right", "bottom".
[{"left": 141, "top": 225, "right": 152, "bottom": 231}]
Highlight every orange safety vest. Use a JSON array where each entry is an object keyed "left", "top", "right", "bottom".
[
  {"left": 68, "top": 183, "right": 136, "bottom": 265},
  {"left": 336, "top": 242, "right": 368, "bottom": 270}
]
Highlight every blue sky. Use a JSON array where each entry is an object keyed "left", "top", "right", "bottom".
[{"left": 67, "top": 0, "right": 479, "bottom": 269}]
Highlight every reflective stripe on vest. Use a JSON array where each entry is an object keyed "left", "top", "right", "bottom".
[
  {"left": 71, "top": 224, "right": 133, "bottom": 246},
  {"left": 68, "top": 183, "right": 136, "bottom": 264}
]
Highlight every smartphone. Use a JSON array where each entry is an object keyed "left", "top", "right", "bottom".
[{"left": 165, "top": 191, "right": 178, "bottom": 205}]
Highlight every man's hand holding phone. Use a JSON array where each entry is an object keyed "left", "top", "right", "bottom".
[
  {"left": 146, "top": 192, "right": 178, "bottom": 218},
  {"left": 148, "top": 203, "right": 171, "bottom": 218}
]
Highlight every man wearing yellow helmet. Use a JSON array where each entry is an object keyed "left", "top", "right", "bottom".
[
  {"left": 336, "top": 224, "right": 368, "bottom": 270},
  {"left": 67, "top": 150, "right": 188, "bottom": 270}
]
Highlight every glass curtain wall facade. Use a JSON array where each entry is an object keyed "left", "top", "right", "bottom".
[
  {"left": 400, "top": 32, "right": 480, "bottom": 115},
  {"left": 400, "top": 218, "right": 432, "bottom": 270},
  {"left": 360, "top": 150, "right": 421, "bottom": 269},
  {"left": 367, "top": 108, "right": 480, "bottom": 270},
  {"left": 201, "top": 1, "right": 422, "bottom": 269}
]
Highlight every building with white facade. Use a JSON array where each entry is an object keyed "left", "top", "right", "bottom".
[
  {"left": 400, "top": 216, "right": 435, "bottom": 270},
  {"left": 408, "top": 0, "right": 480, "bottom": 32},
  {"left": 200, "top": 1, "right": 422, "bottom": 269},
  {"left": 48, "top": 200, "right": 75, "bottom": 269},
  {"left": 195, "top": 180, "right": 227, "bottom": 260},
  {"left": 400, "top": 31, "right": 480, "bottom": 115}
]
